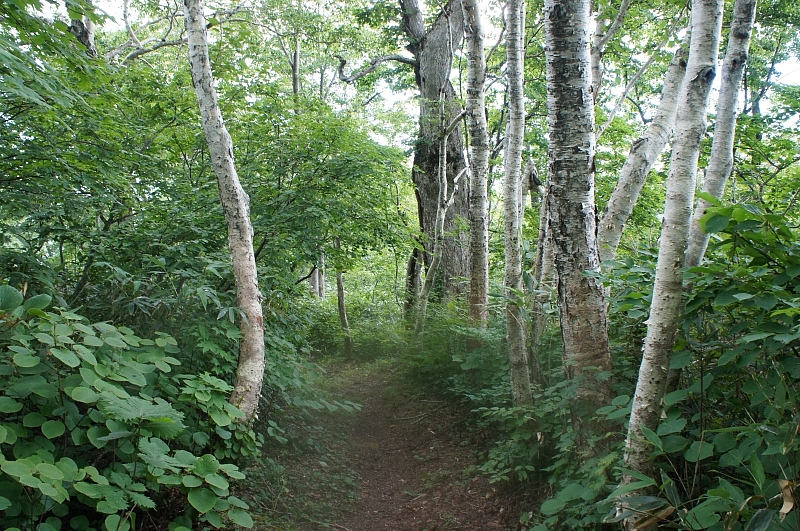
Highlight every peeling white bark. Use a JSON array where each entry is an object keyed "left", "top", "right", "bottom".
[
  {"left": 597, "top": 37, "right": 690, "bottom": 263},
  {"left": 464, "top": 0, "right": 490, "bottom": 328},
  {"left": 545, "top": 0, "right": 613, "bottom": 409},
  {"left": 622, "top": 0, "right": 723, "bottom": 508},
  {"left": 184, "top": 0, "right": 265, "bottom": 421},
  {"left": 504, "top": 0, "right": 532, "bottom": 406},
  {"left": 685, "top": 0, "right": 757, "bottom": 267}
]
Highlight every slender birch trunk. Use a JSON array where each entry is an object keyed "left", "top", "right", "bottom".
[
  {"left": 622, "top": 0, "right": 724, "bottom": 505},
  {"left": 591, "top": 0, "right": 632, "bottom": 99},
  {"left": 464, "top": 0, "right": 490, "bottom": 328},
  {"left": 685, "top": 0, "right": 757, "bottom": 267},
  {"left": 333, "top": 239, "right": 353, "bottom": 358},
  {"left": 597, "top": 37, "right": 690, "bottom": 263},
  {"left": 544, "top": 0, "right": 613, "bottom": 412},
  {"left": 184, "top": 0, "right": 265, "bottom": 421},
  {"left": 504, "top": 0, "right": 532, "bottom": 406}
]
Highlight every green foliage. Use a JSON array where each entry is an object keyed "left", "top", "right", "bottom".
[
  {"left": 596, "top": 203, "right": 800, "bottom": 530},
  {"left": 0, "top": 288, "right": 253, "bottom": 530}
]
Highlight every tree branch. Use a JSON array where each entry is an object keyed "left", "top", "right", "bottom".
[{"left": 335, "top": 54, "right": 419, "bottom": 83}]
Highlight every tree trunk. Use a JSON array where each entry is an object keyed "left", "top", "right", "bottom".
[
  {"left": 184, "top": 0, "right": 265, "bottom": 422},
  {"left": 414, "top": 95, "right": 465, "bottom": 335},
  {"left": 309, "top": 267, "right": 320, "bottom": 297},
  {"left": 400, "top": 0, "right": 470, "bottom": 295},
  {"left": 544, "top": 0, "right": 613, "bottom": 411},
  {"left": 590, "top": 0, "right": 633, "bottom": 99},
  {"left": 334, "top": 239, "right": 353, "bottom": 358},
  {"left": 685, "top": 0, "right": 757, "bottom": 267},
  {"left": 622, "top": 0, "right": 723, "bottom": 508},
  {"left": 530, "top": 183, "right": 554, "bottom": 385},
  {"left": 597, "top": 38, "right": 689, "bottom": 263},
  {"left": 504, "top": 0, "right": 533, "bottom": 406},
  {"left": 464, "top": 0, "right": 489, "bottom": 328}
]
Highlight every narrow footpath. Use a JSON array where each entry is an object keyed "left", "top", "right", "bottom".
[{"left": 319, "top": 366, "right": 515, "bottom": 531}]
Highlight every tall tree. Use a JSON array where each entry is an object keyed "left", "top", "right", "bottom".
[
  {"left": 504, "top": 0, "right": 533, "bottom": 405},
  {"left": 597, "top": 37, "right": 689, "bottom": 262},
  {"left": 685, "top": 0, "right": 758, "bottom": 267},
  {"left": 414, "top": 95, "right": 466, "bottom": 335},
  {"left": 400, "top": 0, "right": 470, "bottom": 295},
  {"left": 464, "top": 0, "right": 490, "bottom": 328},
  {"left": 622, "top": 0, "right": 724, "bottom": 502},
  {"left": 544, "top": 0, "right": 613, "bottom": 412},
  {"left": 184, "top": 0, "right": 265, "bottom": 421}
]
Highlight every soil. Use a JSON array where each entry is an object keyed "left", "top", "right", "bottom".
[{"left": 288, "top": 363, "right": 520, "bottom": 531}]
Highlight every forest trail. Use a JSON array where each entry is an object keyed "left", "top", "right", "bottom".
[{"left": 307, "top": 364, "right": 516, "bottom": 531}]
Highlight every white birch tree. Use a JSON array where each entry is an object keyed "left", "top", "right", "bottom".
[
  {"left": 504, "top": 0, "right": 532, "bottom": 405},
  {"left": 184, "top": 0, "right": 265, "bottom": 421},
  {"left": 544, "top": 0, "right": 613, "bottom": 411},
  {"left": 685, "top": 0, "right": 758, "bottom": 267},
  {"left": 464, "top": 0, "right": 490, "bottom": 329},
  {"left": 597, "top": 37, "right": 690, "bottom": 262},
  {"left": 622, "top": 0, "right": 724, "bottom": 501}
]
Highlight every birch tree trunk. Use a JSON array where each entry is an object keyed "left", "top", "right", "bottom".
[
  {"left": 544, "top": 0, "right": 613, "bottom": 413},
  {"left": 184, "top": 0, "right": 265, "bottom": 422},
  {"left": 685, "top": 0, "right": 757, "bottom": 267},
  {"left": 597, "top": 37, "right": 690, "bottom": 262},
  {"left": 334, "top": 239, "right": 353, "bottom": 358},
  {"left": 591, "top": 0, "right": 633, "bottom": 99},
  {"left": 504, "top": 0, "right": 532, "bottom": 406},
  {"left": 464, "top": 0, "right": 489, "bottom": 328},
  {"left": 400, "top": 0, "right": 470, "bottom": 295},
  {"left": 622, "top": 0, "right": 723, "bottom": 503}
]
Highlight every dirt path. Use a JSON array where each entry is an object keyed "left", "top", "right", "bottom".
[{"left": 319, "top": 368, "right": 515, "bottom": 531}]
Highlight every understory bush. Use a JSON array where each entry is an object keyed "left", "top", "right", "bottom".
[{"left": 0, "top": 286, "right": 255, "bottom": 531}]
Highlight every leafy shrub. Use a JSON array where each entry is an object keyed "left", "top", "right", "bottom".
[{"left": 0, "top": 286, "right": 254, "bottom": 530}]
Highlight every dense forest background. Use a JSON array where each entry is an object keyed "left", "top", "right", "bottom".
[{"left": 1, "top": 0, "right": 800, "bottom": 529}]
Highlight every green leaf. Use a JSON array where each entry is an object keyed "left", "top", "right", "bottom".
[
  {"left": 640, "top": 426, "right": 663, "bottom": 450},
  {"left": 209, "top": 408, "right": 231, "bottom": 427},
  {"left": 23, "top": 411, "right": 47, "bottom": 427},
  {"left": 41, "top": 420, "right": 66, "bottom": 439},
  {"left": 539, "top": 497, "right": 566, "bottom": 516},
  {"left": 2, "top": 460, "right": 34, "bottom": 477},
  {"left": 685, "top": 441, "right": 714, "bottom": 462},
  {"left": 703, "top": 214, "right": 731, "bottom": 233},
  {"left": 23, "top": 294, "right": 52, "bottom": 311},
  {"left": 13, "top": 351, "right": 40, "bottom": 368},
  {"left": 204, "top": 473, "right": 228, "bottom": 491},
  {"left": 105, "top": 514, "right": 131, "bottom": 531},
  {"left": 188, "top": 488, "right": 218, "bottom": 513},
  {"left": 36, "top": 462, "right": 64, "bottom": 481},
  {"left": 227, "top": 507, "right": 253, "bottom": 528},
  {"left": 83, "top": 335, "right": 104, "bottom": 347},
  {"left": 71, "top": 386, "right": 99, "bottom": 403},
  {"left": 0, "top": 285, "right": 23, "bottom": 312},
  {"left": 194, "top": 455, "right": 220, "bottom": 476},
  {"left": 744, "top": 509, "right": 776, "bottom": 531},
  {"left": 0, "top": 397, "right": 22, "bottom": 413},
  {"left": 696, "top": 192, "right": 721, "bottom": 206},
  {"left": 657, "top": 417, "right": 686, "bottom": 436},
  {"left": 182, "top": 475, "right": 203, "bottom": 488},
  {"left": 51, "top": 347, "right": 81, "bottom": 368}
]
